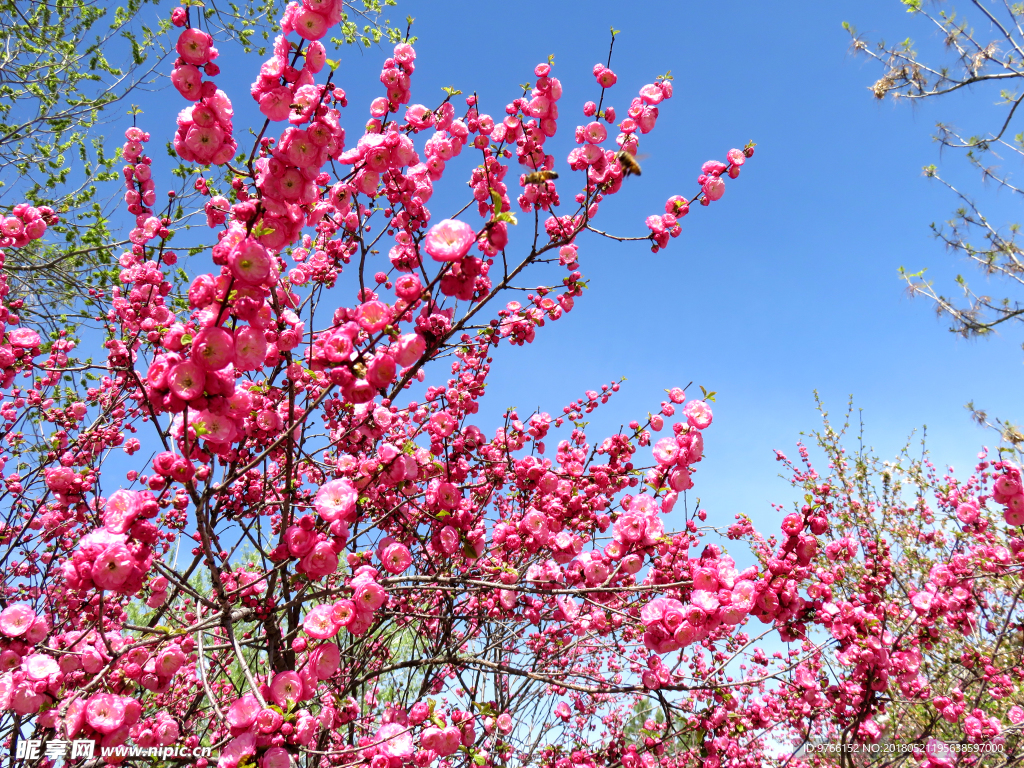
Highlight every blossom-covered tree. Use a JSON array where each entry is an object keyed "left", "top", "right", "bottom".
[{"left": 0, "top": 3, "right": 783, "bottom": 768}]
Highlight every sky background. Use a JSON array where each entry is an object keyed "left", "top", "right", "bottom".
[{"left": 130, "top": 0, "right": 1024, "bottom": 547}]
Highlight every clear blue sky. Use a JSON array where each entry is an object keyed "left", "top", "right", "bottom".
[{"left": 136, "top": 0, "right": 1022, "bottom": 538}]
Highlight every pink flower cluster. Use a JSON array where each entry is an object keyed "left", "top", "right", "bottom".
[
  {"left": 303, "top": 565, "right": 388, "bottom": 639},
  {"left": 281, "top": 0, "right": 344, "bottom": 41},
  {"left": 65, "top": 692, "right": 143, "bottom": 749},
  {"left": 992, "top": 461, "right": 1024, "bottom": 525},
  {"left": 646, "top": 398, "right": 711, "bottom": 495},
  {"left": 273, "top": 513, "right": 348, "bottom": 581},
  {"left": 562, "top": 74, "right": 669, "bottom": 198},
  {"left": 247, "top": 28, "right": 349, "bottom": 249},
  {"left": 361, "top": 705, "right": 473, "bottom": 767},
  {"left": 646, "top": 146, "right": 753, "bottom": 252},
  {"left": 170, "top": 16, "right": 238, "bottom": 166},
  {"left": 515, "top": 62, "right": 563, "bottom": 212},
  {"left": 640, "top": 554, "right": 759, "bottom": 654},
  {"left": 220, "top": 655, "right": 341, "bottom": 767},
  {"left": 59, "top": 489, "right": 159, "bottom": 595},
  {"left": 0, "top": 204, "right": 56, "bottom": 248},
  {"left": 0, "top": 605, "right": 54, "bottom": 717},
  {"left": 0, "top": 12, "right": 777, "bottom": 768}
]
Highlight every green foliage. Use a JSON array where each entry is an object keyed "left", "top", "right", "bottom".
[
  {"left": 0, "top": 0, "right": 405, "bottom": 341},
  {"left": 0, "top": 0, "right": 170, "bottom": 335}
]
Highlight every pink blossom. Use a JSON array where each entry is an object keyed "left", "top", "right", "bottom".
[
  {"left": 220, "top": 732, "right": 256, "bottom": 768},
  {"left": 234, "top": 326, "right": 268, "bottom": 371},
  {"left": 311, "top": 642, "right": 340, "bottom": 679},
  {"left": 293, "top": 9, "right": 329, "bottom": 40},
  {"left": 911, "top": 589, "right": 934, "bottom": 613},
  {"left": 702, "top": 175, "right": 725, "bottom": 202},
  {"left": 0, "top": 605, "right": 36, "bottom": 637},
  {"left": 354, "top": 581, "right": 386, "bottom": 612},
  {"left": 584, "top": 121, "right": 607, "bottom": 144},
  {"left": 226, "top": 694, "right": 261, "bottom": 729},
  {"left": 376, "top": 722, "right": 413, "bottom": 758},
  {"left": 191, "top": 327, "right": 235, "bottom": 371},
  {"left": 86, "top": 693, "right": 127, "bottom": 734},
  {"left": 230, "top": 239, "right": 273, "bottom": 285},
  {"left": 262, "top": 747, "right": 292, "bottom": 768},
  {"left": 314, "top": 479, "right": 358, "bottom": 522},
  {"left": 103, "top": 489, "right": 141, "bottom": 534},
  {"left": 23, "top": 654, "right": 59, "bottom": 680},
  {"left": 7, "top": 328, "right": 40, "bottom": 348},
  {"left": 168, "top": 361, "right": 205, "bottom": 400},
  {"left": 155, "top": 647, "right": 186, "bottom": 676},
  {"left": 652, "top": 437, "right": 679, "bottom": 465},
  {"left": 683, "top": 400, "right": 713, "bottom": 429},
  {"left": 429, "top": 412, "right": 456, "bottom": 437},
  {"left": 392, "top": 333, "right": 426, "bottom": 367},
  {"left": 270, "top": 671, "right": 303, "bottom": 707},
  {"left": 92, "top": 542, "right": 134, "bottom": 589},
  {"left": 357, "top": 301, "right": 391, "bottom": 333},
  {"left": 171, "top": 65, "right": 203, "bottom": 101},
  {"left": 381, "top": 542, "right": 412, "bottom": 574},
  {"left": 304, "top": 604, "right": 340, "bottom": 640},
  {"left": 404, "top": 104, "right": 434, "bottom": 131},
  {"left": 331, "top": 599, "right": 356, "bottom": 626},
  {"left": 256, "top": 707, "right": 284, "bottom": 734},
  {"left": 423, "top": 219, "right": 475, "bottom": 262},
  {"left": 177, "top": 29, "right": 216, "bottom": 66},
  {"left": 259, "top": 87, "right": 294, "bottom": 122},
  {"left": 301, "top": 541, "right": 339, "bottom": 578}
]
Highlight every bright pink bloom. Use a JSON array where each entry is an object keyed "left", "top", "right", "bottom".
[
  {"left": 171, "top": 65, "right": 203, "bottom": 101},
  {"left": 270, "top": 671, "right": 303, "bottom": 707},
  {"left": 24, "top": 654, "right": 59, "bottom": 680},
  {"left": 314, "top": 479, "right": 358, "bottom": 522},
  {"left": 354, "top": 581, "right": 386, "bottom": 611},
  {"left": 230, "top": 239, "right": 273, "bottom": 285},
  {"left": 234, "top": 326, "right": 268, "bottom": 371},
  {"left": 301, "top": 541, "right": 339, "bottom": 578},
  {"left": 423, "top": 219, "right": 475, "bottom": 262},
  {"left": 103, "top": 489, "right": 140, "bottom": 534},
  {"left": 226, "top": 694, "right": 261, "bottom": 729},
  {"left": 168, "top": 361, "right": 205, "bottom": 400},
  {"left": 376, "top": 722, "right": 413, "bottom": 758},
  {"left": 262, "top": 747, "right": 291, "bottom": 768},
  {"left": 86, "top": 693, "right": 126, "bottom": 734},
  {"left": 0, "top": 605, "right": 35, "bottom": 637},
  {"left": 176, "top": 29, "right": 216, "bottom": 66},
  {"left": 683, "top": 400, "right": 713, "bottom": 429},
  {"left": 293, "top": 9, "right": 329, "bottom": 40},
  {"left": 311, "top": 643, "right": 340, "bottom": 679},
  {"left": 221, "top": 732, "right": 256, "bottom": 768},
  {"left": 381, "top": 542, "right": 412, "bottom": 574},
  {"left": 639, "top": 83, "right": 664, "bottom": 105},
  {"left": 8, "top": 328, "right": 40, "bottom": 348},
  {"left": 92, "top": 542, "right": 134, "bottom": 590}
]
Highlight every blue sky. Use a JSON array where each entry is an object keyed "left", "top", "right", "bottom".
[
  {"left": 128, "top": 0, "right": 1022, "bottom": 541},
  {"left": 390, "top": 1, "right": 1022, "bottom": 531}
]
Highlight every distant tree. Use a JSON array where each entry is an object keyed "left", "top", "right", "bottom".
[{"left": 845, "top": 1, "right": 1024, "bottom": 361}]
